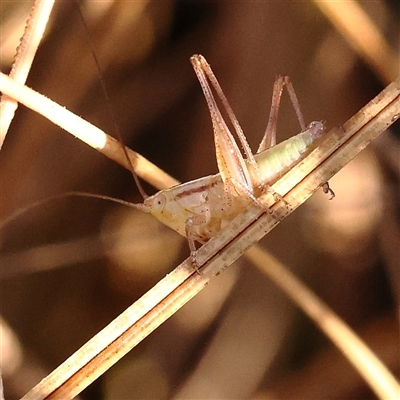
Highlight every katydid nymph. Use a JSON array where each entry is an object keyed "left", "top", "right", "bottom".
[
  {"left": 1, "top": 54, "right": 333, "bottom": 269},
  {"left": 126, "top": 55, "right": 333, "bottom": 265}
]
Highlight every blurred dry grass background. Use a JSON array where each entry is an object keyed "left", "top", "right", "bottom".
[{"left": 1, "top": 1, "right": 399, "bottom": 399}]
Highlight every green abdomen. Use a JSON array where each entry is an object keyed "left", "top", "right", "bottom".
[{"left": 255, "top": 130, "right": 314, "bottom": 185}]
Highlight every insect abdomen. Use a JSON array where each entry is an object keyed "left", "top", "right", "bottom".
[{"left": 255, "top": 121, "right": 324, "bottom": 184}]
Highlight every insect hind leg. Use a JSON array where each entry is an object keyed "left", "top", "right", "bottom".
[{"left": 258, "top": 75, "right": 306, "bottom": 153}]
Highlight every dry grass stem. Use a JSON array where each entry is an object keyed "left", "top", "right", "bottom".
[
  {"left": 0, "top": 0, "right": 55, "bottom": 149},
  {"left": 0, "top": 72, "right": 178, "bottom": 190},
  {"left": 17, "top": 77, "right": 400, "bottom": 399},
  {"left": 245, "top": 246, "right": 400, "bottom": 400},
  {"left": 315, "top": 0, "right": 398, "bottom": 84}
]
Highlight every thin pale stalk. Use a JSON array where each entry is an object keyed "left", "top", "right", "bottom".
[
  {"left": 0, "top": 72, "right": 178, "bottom": 190},
  {"left": 245, "top": 246, "right": 400, "bottom": 400},
  {"left": 315, "top": 0, "right": 398, "bottom": 84},
  {"left": 0, "top": 0, "right": 55, "bottom": 149},
  {"left": 0, "top": 368, "right": 4, "bottom": 400},
  {"left": 20, "top": 78, "right": 400, "bottom": 400}
]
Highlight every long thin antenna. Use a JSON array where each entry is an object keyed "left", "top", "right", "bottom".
[
  {"left": 0, "top": 192, "right": 149, "bottom": 231},
  {"left": 73, "top": 1, "right": 148, "bottom": 199}
]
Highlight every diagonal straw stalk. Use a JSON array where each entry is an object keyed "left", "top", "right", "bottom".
[
  {"left": 0, "top": 0, "right": 56, "bottom": 149},
  {"left": 0, "top": 72, "right": 178, "bottom": 191}
]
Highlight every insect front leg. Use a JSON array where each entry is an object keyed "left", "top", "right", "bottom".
[{"left": 185, "top": 214, "right": 208, "bottom": 272}]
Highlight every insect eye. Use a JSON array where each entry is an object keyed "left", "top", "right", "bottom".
[{"left": 153, "top": 193, "right": 167, "bottom": 210}]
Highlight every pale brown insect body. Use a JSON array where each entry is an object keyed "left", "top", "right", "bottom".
[
  {"left": 137, "top": 121, "right": 324, "bottom": 246},
  {"left": 132, "top": 55, "right": 327, "bottom": 256}
]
